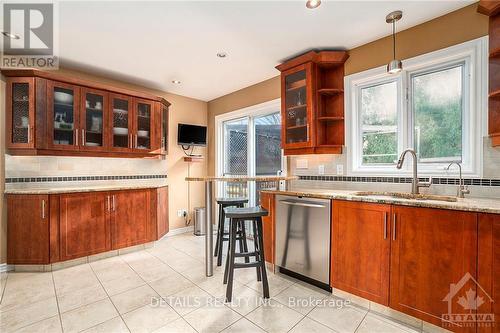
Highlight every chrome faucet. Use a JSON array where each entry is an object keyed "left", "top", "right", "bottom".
[
  {"left": 446, "top": 162, "right": 470, "bottom": 198},
  {"left": 396, "top": 148, "right": 432, "bottom": 194}
]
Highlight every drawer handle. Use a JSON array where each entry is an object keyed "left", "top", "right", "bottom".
[
  {"left": 41, "top": 200, "right": 46, "bottom": 219},
  {"left": 112, "top": 195, "right": 116, "bottom": 212},
  {"left": 384, "top": 212, "right": 387, "bottom": 239}
]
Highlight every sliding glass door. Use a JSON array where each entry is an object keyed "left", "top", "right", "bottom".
[{"left": 218, "top": 108, "right": 283, "bottom": 206}]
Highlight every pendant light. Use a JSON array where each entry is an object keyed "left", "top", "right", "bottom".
[{"left": 386, "top": 10, "right": 403, "bottom": 74}]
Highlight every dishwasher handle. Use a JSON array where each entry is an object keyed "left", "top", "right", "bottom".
[{"left": 279, "top": 200, "right": 326, "bottom": 208}]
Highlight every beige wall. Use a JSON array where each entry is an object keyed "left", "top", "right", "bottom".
[
  {"left": 207, "top": 3, "right": 488, "bottom": 177},
  {"left": 1, "top": 69, "right": 207, "bottom": 264}
]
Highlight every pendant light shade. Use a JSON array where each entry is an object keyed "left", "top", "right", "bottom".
[{"left": 386, "top": 10, "right": 403, "bottom": 74}]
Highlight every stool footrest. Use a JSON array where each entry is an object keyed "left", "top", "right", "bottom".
[
  {"left": 234, "top": 262, "right": 262, "bottom": 269},
  {"left": 234, "top": 251, "right": 259, "bottom": 258}
]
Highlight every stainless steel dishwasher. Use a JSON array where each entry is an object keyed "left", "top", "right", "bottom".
[{"left": 275, "top": 195, "right": 331, "bottom": 290}]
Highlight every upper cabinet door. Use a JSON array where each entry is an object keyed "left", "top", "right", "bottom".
[
  {"left": 132, "top": 98, "right": 155, "bottom": 152},
  {"left": 109, "top": 93, "right": 133, "bottom": 152},
  {"left": 80, "top": 88, "right": 108, "bottom": 151},
  {"left": 47, "top": 81, "right": 80, "bottom": 150},
  {"left": 6, "top": 77, "right": 36, "bottom": 149},
  {"left": 281, "top": 63, "right": 315, "bottom": 150}
]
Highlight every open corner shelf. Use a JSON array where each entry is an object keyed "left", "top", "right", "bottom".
[
  {"left": 318, "top": 88, "right": 344, "bottom": 96},
  {"left": 183, "top": 156, "right": 204, "bottom": 163}
]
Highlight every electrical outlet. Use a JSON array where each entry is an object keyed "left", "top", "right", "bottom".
[
  {"left": 336, "top": 164, "right": 344, "bottom": 175},
  {"left": 177, "top": 209, "right": 187, "bottom": 217},
  {"left": 318, "top": 165, "right": 325, "bottom": 175}
]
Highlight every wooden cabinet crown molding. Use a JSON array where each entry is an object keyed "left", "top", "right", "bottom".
[{"left": 1, "top": 69, "right": 171, "bottom": 107}]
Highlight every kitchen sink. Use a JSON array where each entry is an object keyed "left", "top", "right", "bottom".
[{"left": 354, "top": 191, "right": 458, "bottom": 202}]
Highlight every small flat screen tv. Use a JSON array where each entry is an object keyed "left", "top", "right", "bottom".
[{"left": 178, "top": 124, "right": 207, "bottom": 146}]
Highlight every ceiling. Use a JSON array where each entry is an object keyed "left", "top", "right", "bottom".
[{"left": 58, "top": 1, "right": 474, "bottom": 101}]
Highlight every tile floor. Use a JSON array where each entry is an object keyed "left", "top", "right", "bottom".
[{"left": 0, "top": 232, "right": 438, "bottom": 333}]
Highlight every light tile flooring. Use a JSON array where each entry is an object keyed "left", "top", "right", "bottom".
[{"left": 0, "top": 232, "right": 427, "bottom": 333}]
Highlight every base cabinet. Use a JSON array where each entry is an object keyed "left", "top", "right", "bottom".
[
  {"left": 260, "top": 191, "right": 275, "bottom": 264},
  {"left": 390, "top": 206, "right": 477, "bottom": 333},
  {"left": 331, "top": 200, "right": 391, "bottom": 305},
  {"left": 478, "top": 213, "right": 500, "bottom": 333},
  {"left": 7, "top": 195, "right": 49, "bottom": 264},
  {"left": 7, "top": 187, "right": 168, "bottom": 265},
  {"left": 110, "top": 189, "right": 151, "bottom": 250},
  {"left": 59, "top": 192, "right": 111, "bottom": 261}
]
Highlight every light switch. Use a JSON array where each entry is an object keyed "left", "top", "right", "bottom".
[
  {"left": 336, "top": 164, "right": 344, "bottom": 175},
  {"left": 318, "top": 165, "right": 325, "bottom": 175}
]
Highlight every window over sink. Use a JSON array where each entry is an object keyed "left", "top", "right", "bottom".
[{"left": 346, "top": 37, "right": 487, "bottom": 177}]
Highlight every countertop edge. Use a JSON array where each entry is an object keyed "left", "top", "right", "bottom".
[
  {"left": 5, "top": 184, "right": 168, "bottom": 195},
  {"left": 261, "top": 189, "right": 500, "bottom": 215}
]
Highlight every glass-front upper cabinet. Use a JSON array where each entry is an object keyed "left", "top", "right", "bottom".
[
  {"left": 47, "top": 81, "right": 80, "bottom": 150},
  {"left": 7, "top": 78, "right": 35, "bottom": 149},
  {"left": 110, "top": 94, "right": 132, "bottom": 151},
  {"left": 133, "top": 99, "right": 154, "bottom": 151},
  {"left": 80, "top": 88, "right": 108, "bottom": 151},
  {"left": 160, "top": 102, "right": 169, "bottom": 154},
  {"left": 281, "top": 63, "right": 314, "bottom": 149}
]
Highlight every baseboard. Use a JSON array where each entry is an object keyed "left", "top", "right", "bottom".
[
  {"left": 0, "top": 263, "right": 14, "bottom": 273},
  {"left": 165, "top": 225, "right": 194, "bottom": 237}
]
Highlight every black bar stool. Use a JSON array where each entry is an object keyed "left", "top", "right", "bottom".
[
  {"left": 214, "top": 197, "right": 249, "bottom": 267},
  {"left": 223, "top": 206, "right": 270, "bottom": 303}
]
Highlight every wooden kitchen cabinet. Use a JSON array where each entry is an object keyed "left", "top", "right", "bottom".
[
  {"left": 390, "top": 206, "right": 478, "bottom": 332},
  {"left": 276, "top": 50, "right": 348, "bottom": 155},
  {"left": 2, "top": 69, "right": 170, "bottom": 157},
  {"left": 155, "top": 186, "right": 169, "bottom": 239},
  {"left": 110, "top": 189, "right": 152, "bottom": 249},
  {"left": 478, "top": 213, "right": 500, "bottom": 333},
  {"left": 59, "top": 192, "right": 111, "bottom": 261},
  {"left": 260, "top": 191, "right": 275, "bottom": 263},
  {"left": 7, "top": 195, "right": 50, "bottom": 264},
  {"left": 331, "top": 200, "right": 391, "bottom": 306}
]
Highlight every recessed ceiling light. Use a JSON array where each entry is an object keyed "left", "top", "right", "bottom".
[
  {"left": 306, "top": 0, "right": 321, "bottom": 9},
  {"left": 172, "top": 80, "right": 181, "bottom": 84},
  {"left": 217, "top": 52, "right": 228, "bottom": 58},
  {"left": 2, "top": 31, "right": 20, "bottom": 39}
]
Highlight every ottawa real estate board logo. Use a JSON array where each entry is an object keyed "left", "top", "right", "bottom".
[
  {"left": 441, "top": 273, "right": 494, "bottom": 329},
  {"left": 1, "top": 3, "right": 58, "bottom": 69}
]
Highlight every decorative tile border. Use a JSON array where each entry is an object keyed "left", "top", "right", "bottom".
[
  {"left": 5, "top": 174, "right": 167, "bottom": 184},
  {"left": 297, "top": 175, "right": 500, "bottom": 187}
]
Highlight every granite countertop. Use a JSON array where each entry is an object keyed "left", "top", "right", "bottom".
[
  {"left": 4, "top": 183, "right": 168, "bottom": 195},
  {"left": 261, "top": 188, "right": 500, "bottom": 214}
]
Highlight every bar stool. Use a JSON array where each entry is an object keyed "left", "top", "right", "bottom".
[
  {"left": 214, "top": 197, "right": 249, "bottom": 267},
  {"left": 223, "top": 206, "right": 270, "bottom": 302}
]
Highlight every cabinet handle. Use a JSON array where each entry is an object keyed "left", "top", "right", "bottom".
[
  {"left": 75, "top": 129, "right": 79, "bottom": 146},
  {"left": 129, "top": 134, "right": 132, "bottom": 148},
  {"left": 27, "top": 125, "right": 32, "bottom": 143},
  {"left": 107, "top": 195, "right": 110, "bottom": 212},
  {"left": 82, "top": 129, "right": 86, "bottom": 146},
  {"left": 41, "top": 200, "right": 46, "bottom": 219},
  {"left": 383, "top": 212, "right": 388, "bottom": 239},
  {"left": 135, "top": 135, "right": 138, "bottom": 149},
  {"left": 112, "top": 195, "right": 116, "bottom": 211},
  {"left": 392, "top": 214, "right": 397, "bottom": 241}
]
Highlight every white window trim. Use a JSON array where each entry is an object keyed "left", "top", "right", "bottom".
[
  {"left": 345, "top": 37, "right": 487, "bottom": 177},
  {"left": 215, "top": 98, "right": 285, "bottom": 205}
]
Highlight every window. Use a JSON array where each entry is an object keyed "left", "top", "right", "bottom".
[
  {"left": 346, "top": 37, "right": 486, "bottom": 176},
  {"left": 216, "top": 99, "right": 284, "bottom": 205}
]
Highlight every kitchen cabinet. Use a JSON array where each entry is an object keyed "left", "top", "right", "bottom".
[
  {"left": 390, "top": 206, "right": 477, "bottom": 332},
  {"left": 478, "top": 1, "right": 500, "bottom": 146},
  {"left": 5, "top": 77, "right": 35, "bottom": 149},
  {"left": 331, "top": 200, "right": 391, "bottom": 306},
  {"left": 276, "top": 50, "right": 348, "bottom": 155},
  {"left": 59, "top": 192, "right": 111, "bottom": 261},
  {"left": 7, "top": 195, "right": 50, "bottom": 264},
  {"left": 260, "top": 191, "right": 275, "bottom": 263},
  {"left": 3, "top": 69, "right": 170, "bottom": 157},
  {"left": 478, "top": 213, "right": 500, "bottom": 333},
  {"left": 156, "top": 186, "right": 169, "bottom": 239},
  {"left": 110, "top": 189, "right": 152, "bottom": 249},
  {"left": 80, "top": 88, "right": 108, "bottom": 151}
]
